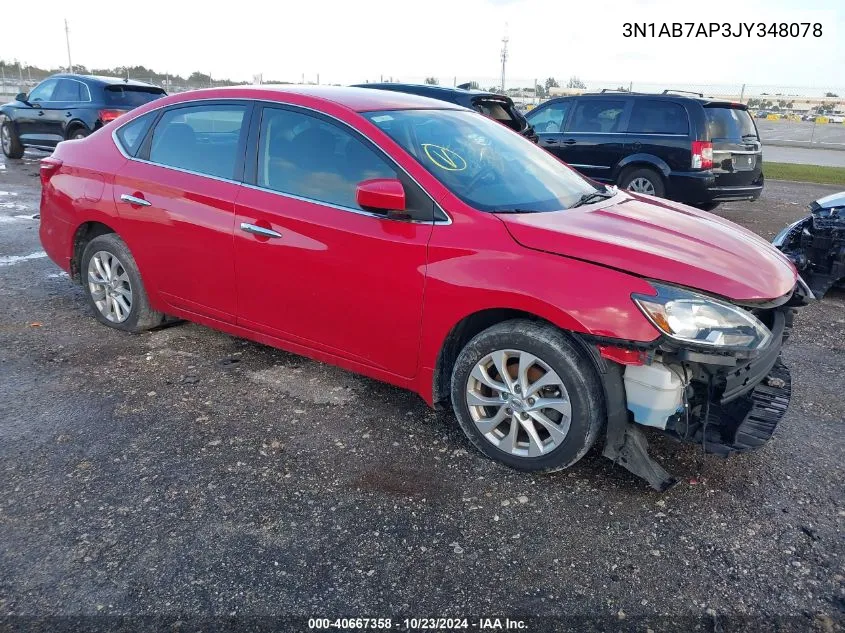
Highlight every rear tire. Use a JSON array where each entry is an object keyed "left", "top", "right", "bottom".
[
  {"left": 694, "top": 202, "right": 720, "bottom": 211},
  {"left": 619, "top": 167, "right": 665, "bottom": 198},
  {"left": 1, "top": 120, "right": 24, "bottom": 159},
  {"left": 68, "top": 127, "right": 89, "bottom": 141},
  {"left": 450, "top": 320, "right": 605, "bottom": 473},
  {"left": 81, "top": 233, "right": 164, "bottom": 333}
]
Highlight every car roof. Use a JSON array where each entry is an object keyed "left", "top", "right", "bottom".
[
  {"left": 553, "top": 92, "right": 746, "bottom": 108},
  {"left": 355, "top": 82, "right": 493, "bottom": 96},
  {"left": 49, "top": 73, "right": 162, "bottom": 89},
  {"left": 197, "top": 85, "right": 467, "bottom": 112}
]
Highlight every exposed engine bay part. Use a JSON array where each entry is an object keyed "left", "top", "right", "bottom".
[{"left": 773, "top": 191, "right": 845, "bottom": 298}]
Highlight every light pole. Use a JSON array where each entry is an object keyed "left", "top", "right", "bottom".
[
  {"left": 500, "top": 31, "right": 509, "bottom": 93},
  {"left": 65, "top": 19, "right": 73, "bottom": 73}
]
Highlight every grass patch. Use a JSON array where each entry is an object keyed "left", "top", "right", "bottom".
[{"left": 765, "top": 162, "right": 845, "bottom": 185}]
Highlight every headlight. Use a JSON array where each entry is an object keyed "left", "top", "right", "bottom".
[
  {"left": 772, "top": 216, "right": 808, "bottom": 248},
  {"left": 632, "top": 283, "right": 772, "bottom": 350}
]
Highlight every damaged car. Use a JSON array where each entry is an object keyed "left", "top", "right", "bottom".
[
  {"left": 38, "top": 86, "right": 808, "bottom": 491},
  {"left": 773, "top": 191, "right": 845, "bottom": 298}
]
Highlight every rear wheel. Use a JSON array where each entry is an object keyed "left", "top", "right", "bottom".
[
  {"left": 450, "top": 320, "right": 605, "bottom": 472},
  {"left": 1, "top": 120, "right": 24, "bottom": 159},
  {"left": 81, "top": 233, "right": 164, "bottom": 333},
  {"left": 619, "top": 167, "right": 665, "bottom": 198},
  {"left": 694, "top": 202, "right": 720, "bottom": 211},
  {"left": 68, "top": 127, "right": 89, "bottom": 141}
]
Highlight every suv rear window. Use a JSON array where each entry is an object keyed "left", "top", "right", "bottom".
[
  {"left": 705, "top": 106, "right": 757, "bottom": 140},
  {"left": 628, "top": 100, "right": 688, "bottom": 135},
  {"left": 104, "top": 85, "right": 166, "bottom": 107},
  {"left": 473, "top": 98, "right": 521, "bottom": 132}
]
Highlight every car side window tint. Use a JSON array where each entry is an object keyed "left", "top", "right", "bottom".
[
  {"left": 52, "top": 79, "right": 83, "bottom": 102},
  {"left": 257, "top": 107, "right": 397, "bottom": 211},
  {"left": 149, "top": 105, "right": 247, "bottom": 180},
  {"left": 528, "top": 102, "right": 571, "bottom": 134},
  {"left": 27, "top": 79, "right": 59, "bottom": 103},
  {"left": 566, "top": 99, "right": 626, "bottom": 134},
  {"left": 115, "top": 112, "right": 156, "bottom": 157},
  {"left": 628, "top": 100, "right": 689, "bottom": 135}
]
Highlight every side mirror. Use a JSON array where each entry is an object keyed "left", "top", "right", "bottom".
[
  {"left": 356, "top": 178, "right": 408, "bottom": 219},
  {"left": 15, "top": 93, "right": 29, "bottom": 105}
]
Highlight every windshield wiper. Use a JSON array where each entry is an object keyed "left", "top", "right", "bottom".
[{"left": 569, "top": 189, "right": 615, "bottom": 209}]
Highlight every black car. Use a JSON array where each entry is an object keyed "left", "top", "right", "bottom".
[
  {"left": 1, "top": 74, "right": 166, "bottom": 158},
  {"left": 526, "top": 90, "right": 763, "bottom": 209},
  {"left": 352, "top": 82, "right": 537, "bottom": 142}
]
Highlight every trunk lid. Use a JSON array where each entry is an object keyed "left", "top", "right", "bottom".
[{"left": 499, "top": 192, "right": 797, "bottom": 301}]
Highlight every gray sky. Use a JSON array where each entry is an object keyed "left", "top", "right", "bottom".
[{"left": 3, "top": 0, "right": 843, "bottom": 90}]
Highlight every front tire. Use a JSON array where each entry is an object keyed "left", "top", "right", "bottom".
[
  {"left": 1, "top": 120, "right": 24, "bottom": 159},
  {"left": 450, "top": 320, "right": 605, "bottom": 472},
  {"left": 619, "top": 167, "right": 665, "bottom": 198},
  {"left": 81, "top": 233, "right": 164, "bottom": 333}
]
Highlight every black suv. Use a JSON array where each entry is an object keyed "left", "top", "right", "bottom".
[
  {"left": 352, "top": 83, "right": 537, "bottom": 142},
  {"left": 1, "top": 74, "right": 166, "bottom": 158},
  {"left": 525, "top": 90, "right": 763, "bottom": 208}
]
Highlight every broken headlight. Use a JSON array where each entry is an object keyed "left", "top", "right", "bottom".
[{"left": 632, "top": 283, "right": 772, "bottom": 350}]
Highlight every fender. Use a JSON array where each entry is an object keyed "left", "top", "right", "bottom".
[{"left": 613, "top": 153, "right": 672, "bottom": 181}]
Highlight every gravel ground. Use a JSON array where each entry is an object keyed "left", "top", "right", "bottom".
[{"left": 0, "top": 150, "right": 843, "bottom": 633}]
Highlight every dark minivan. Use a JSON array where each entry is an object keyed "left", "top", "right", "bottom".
[
  {"left": 352, "top": 82, "right": 537, "bottom": 142},
  {"left": 526, "top": 91, "right": 763, "bottom": 209},
  {"left": 1, "top": 74, "right": 166, "bottom": 158}
]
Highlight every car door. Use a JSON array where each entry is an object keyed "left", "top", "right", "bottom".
[
  {"left": 234, "top": 104, "right": 434, "bottom": 378},
  {"left": 15, "top": 78, "right": 59, "bottom": 145},
  {"left": 112, "top": 101, "right": 252, "bottom": 323},
  {"left": 526, "top": 99, "right": 573, "bottom": 160},
  {"left": 43, "top": 78, "right": 88, "bottom": 144},
  {"left": 559, "top": 98, "right": 631, "bottom": 181},
  {"left": 624, "top": 99, "right": 691, "bottom": 173}
]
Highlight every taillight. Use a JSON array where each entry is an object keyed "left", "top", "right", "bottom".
[
  {"left": 691, "top": 140, "right": 713, "bottom": 170},
  {"left": 98, "top": 109, "right": 127, "bottom": 124},
  {"left": 40, "top": 157, "right": 63, "bottom": 186}
]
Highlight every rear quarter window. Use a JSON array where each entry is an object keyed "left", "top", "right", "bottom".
[
  {"left": 706, "top": 107, "right": 757, "bottom": 140},
  {"left": 627, "top": 100, "right": 689, "bottom": 135}
]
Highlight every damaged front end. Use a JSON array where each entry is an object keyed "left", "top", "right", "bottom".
[
  {"left": 599, "top": 280, "right": 811, "bottom": 491},
  {"left": 773, "top": 191, "right": 845, "bottom": 298}
]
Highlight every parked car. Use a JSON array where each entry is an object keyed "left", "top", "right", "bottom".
[
  {"left": 352, "top": 82, "right": 537, "bottom": 142},
  {"left": 39, "top": 86, "right": 807, "bottom": 490},
  {"left": 828, "top": 114, "right": 845, "bottom": 124},
  {"left": 1, "top": 74, "right": 166, "bottom": 158},
  {"left": 525, "top": 91, "right": 764, "bottom": 209}
]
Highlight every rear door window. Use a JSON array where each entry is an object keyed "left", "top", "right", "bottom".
[
  {"left": 105, "top": 86, "right": 166, "bottom": 107},
  {"left": 705, "top": 107, "right": 757, "bottom": 140},
  {"left": 148, "top": 104, "right": 247, "bottom": 180},
  {"left": 566, "top": 99, "right": 627, "bottom": 133},
  {"left": 528, "top": 101, "right": 572, "bottom": 134},
  {"left": 52, "top": 79, "right": 88, "bottom": 102},
  {"left": 627, "top": 100, "right": 689, "bottom": 135}
]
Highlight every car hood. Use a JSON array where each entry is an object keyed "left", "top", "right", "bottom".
[{"left": 499, "top": 192, "right": 797, "bottom": 301}]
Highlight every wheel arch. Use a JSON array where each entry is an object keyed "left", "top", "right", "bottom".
[
  {"left": 70, "top": 220, "right": 119, "bottom": 281},
  {"left": 65, "top": 119, "right": 91, "bottom": 139},
  {"left": 613, "top": 154, "right": 671, "bottom": 182}
]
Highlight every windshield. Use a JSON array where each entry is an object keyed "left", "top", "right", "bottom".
[
  {"left": 706, "top": 106, "right": 757, "bottom": 140},
  {"left": 364, "top": 109, "right": 596, "bottom": 212}
]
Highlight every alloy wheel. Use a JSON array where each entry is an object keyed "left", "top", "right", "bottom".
[
  {"left": 87, "top": 251, "right": 133, "bottom": 323},
  {"left": 627, "top": 177, "right": 655, "bottom": 195},
  {"left": 465, "top": 349, "right": 572, "bottom": 458},
  {"left": 1, "top": 125, "right": 10, "bottom": 154}
]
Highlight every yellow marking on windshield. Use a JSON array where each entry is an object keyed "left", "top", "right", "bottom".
[{"left": 422, "top": 144, "right": 467, "bottom": 171}]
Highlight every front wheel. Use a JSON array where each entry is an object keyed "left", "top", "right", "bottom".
[
  {"left": 81, "top": 233, "right": 165, "bottom": 333},
  {"left": 450, "top": 320, "right": 605, "bottom": 472},
  {"left": 1, "top": 120, "right": 24, "bottom": 159}
]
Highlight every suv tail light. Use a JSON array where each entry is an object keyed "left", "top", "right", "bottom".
[
  {"left": 98, "top": 109, "right": 127, "bottom": 124},
  {"left": 691, "top": 141, "right": 713, "bottom": 170},
  {"left": 40, "top": 157, "right": 63, "bottom": 186}
]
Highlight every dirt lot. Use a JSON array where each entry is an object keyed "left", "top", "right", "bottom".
[{"left": 0, "top": 150, "right": 843, "bottom": 633}]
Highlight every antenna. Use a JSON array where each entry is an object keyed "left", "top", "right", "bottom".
[
  {"left": 500, "top": 24, "right": 509, "bottom": 93},
  {"left": 64, "top": 19, "right": 73, "bottom": 73}
]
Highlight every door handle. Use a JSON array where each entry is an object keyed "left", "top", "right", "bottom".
[
  {"left": 37, "top": 111, "right": 45, "bottom": 116},
  {"left": 240, "top": 222, "right": 282, "bottom": 239},
  {"left": 65, "top": 112, "right": 72, "bottom": 117},
  {"left": 120, "top": 193, "right": 151, "bottom": 207},
  {"left": 544, "top": 138, "right": 559, "bottom": 145},
  {"left": 563, "top": 139, "right": 577, "bottom": 145}
]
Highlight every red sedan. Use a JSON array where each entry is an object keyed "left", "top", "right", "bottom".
[{"left": 39, "top": 86, "right": 808, "bottom": 489}]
